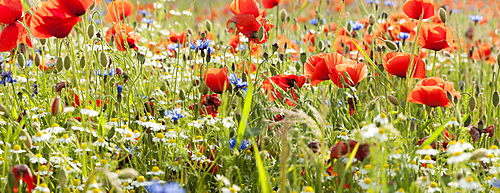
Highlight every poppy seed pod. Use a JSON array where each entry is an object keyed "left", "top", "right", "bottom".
[
  {"left": 55, "top": 57, "right": 64, "bottom": 72},
  {"left": 280, "top": 9, "right": 288, "bottom": 22},
  {"left": 100, "top": 52, "right": 109, "bottom": 68},
  {"left": 64, "top": 55, "right": 71, "bottom": 70},
  {"left": 87, "top": 24, "right": 95, "bottom": 38},
  {"left": 51, "top": 96, "right": 61, "bottom": 115},
  {"left": 438, "top": 8, "right": 447, "bottom": 23},
  {"left": 17, "top": 54, "right": 25, "bottom": 68}
]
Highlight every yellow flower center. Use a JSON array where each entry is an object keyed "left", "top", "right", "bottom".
[
  {"left": 195, "top": 136, "right": 203, "bottom": 140},
  {"left": 452, "top": 152, "right": 462, "bottom": 156},
  {"left": 422, "top": 145, "right": 433, "bottom": 150},
  {"left": 430, "top": 182, "right": 438, "bottom": 188},
  {"left": 152, "top": 166, "right": 160, "bottom": 172},
  {"left": 125, "top": 133, "right": 133, "bottom": 138},
  {"left": 52, "top": 123, "right": 60, "bottom": 127},
  {"left": 98, "top": 138, "right": 105, "bottom": 143},
  {"left": 13, "top": 145, "right": 21, "bottom": 151},
  {"left": 491, "top": 145, "right": 499, "bottom": 149},
  {"left": 62, "top": 134, "right": 69, "bottom": 139},
  {"left": 36, "top": 154, "right": 43, "bottom": 158},
  {"left": 364, "top": 164, "right": 372, "bottom": 169},
  {"left": 196, "top": 152, "right": 203, "bottom": 157},
  {"left": 40, "top": 183, "right": 48, "bottom": 188},
  {"left": 35, "top": 132, "right": 43, "bottom": 137},
  {"left": 466, "top": 177, "right": 474, "bottom": 182},
  {"left": 303, "top": 186, "right": 314, "bottom": 192},
  {"left": 364, "top": 178, "right": 372, "bottom": 184},
  {"left": 156, "top": 133, "right": 165, "bottom": 138},
  {"left": 379, "top": 113, "right": 387, "bottom": 119},
  {"left": 137, "top": 176, "right": 146, "bottom": 182},
  {"left": 340, "top": 132, "right": 347, "bottom": 136},
  {"left": 423, "top": 155, "right": 432, "bottom": 160},
  {"left": 168, "top": 139, "right": 176, "bottom": 143}
]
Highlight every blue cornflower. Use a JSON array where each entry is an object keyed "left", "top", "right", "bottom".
[
  {"left": 366, "top": 0, "right": 380, "bottom": 4},
  {"left": 95, "top": 69, "right": 115, "bottom": 77},
  {"left": 117, "top": 85, "right": 123, "bottom": 94},
  {"left": 349, "top": 21, "right": 364, "bottom": 31},
  {"left": 167, "top": 43, "right": 180, "bottom": 51},
  {"left": 229, "top": 139, "right": 249, "bottom": 150},
  {"left": 228, "top": 73, "right": 248, "bottom": 91},
  {"left": 142, "top": 18, "right": 154, "bottom": 24},
  {"left": 469, "top": 15, "right": 483, "bottom": 22},
  {"left": 138, "top": 10, "right": 152, "bottom": 17},
  {"left": 490, "top": 179, "right": 500, "bottom": 188},
  {"left": 146, "top": 181, "right": 186, "bottom": 193},
  {"left": 0, "top": 71, "right": 16, "bottom": 85},
  {"left": 189, "top": 39, "right": 214, "bottom": 54},
  {"left": 165, "top": 108, "right": 185, "bottom": 121},
  {"left": 309, "top": 18, "right": 318, "bottom": 25},
  {"left": 398, "top": 32, "right": 410, "bottom": 41},
  {"left": 384, "top": 1, "right": 395, "bottom": 7}
]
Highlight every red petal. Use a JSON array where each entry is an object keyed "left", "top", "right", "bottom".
[
  {"left": 52, "top": 0, "right": 94, "bottom": 16},
  {"left": 30, "top": 2, "right": 81, "bottom": 39},
  {"left": 229, "top": 0, "right": 260, "bottom": 17},
  {"left": 105, "top": 0, "right": 134, "bottom": 23},
  {"left": 0, "top": 22, "right": 25, "bottom": 52},
  {"left": 0, "top": 0, "right": 22, "bottom": 24}
]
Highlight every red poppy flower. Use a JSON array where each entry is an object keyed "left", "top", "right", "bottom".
[
  {"left": 11, "top": 164, "right": 36, "bottom": 193},
  {"left": 230, "top": 0, "right": 261, "bottom": 17},
  {"left": 193, "top": 94, "right": 222, "bottom": 117},
  {"left": 105, "top": 24, "right": 140, "bottom": 51},
  {"left": 51, "top": 0, "right": 93, "bottom": 17},
  {"left": 203, "top": 67, "right": 230, "bottom": 93},
  {"left": 262, "top": 0, "right": 282, "bottom": 9},
  {"left": 329, "top": 61, "right": 368, "bottom": 88},
  {"left": 30, "top": 1, "right": 81, "bottom": 39},
  {"left": 304, "top": 52, "right": 347, "bottom": 86},
  {"left": 383, "top": 52, "right": 426, "bottom": 79},
  {"left": 105, "top": 0, "right": 134, "bottom": 23},
  {"left": 261, "top": 74, "right": 307, "bottom": 106},
  {"left": 407, "top": 77, "right": 460, "bottom": 107},
  {"left": 402, "top": 0, "right": 435, "bottom": 20},
  {"left": 227, "top": 0, "right": 274, "bottom": 44},
  {"left": 418, "top": 23, "right": 453, "bottom": 51},
  {"left": 330, "top": 140, "right": 370, "bottom": 161},
  {"left": 0, "top": 0, "right": 31, "bottom": 52}
]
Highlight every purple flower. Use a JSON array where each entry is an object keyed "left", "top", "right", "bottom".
[{"left": 146, "top": 181, "right": 186, "bottom": 193}]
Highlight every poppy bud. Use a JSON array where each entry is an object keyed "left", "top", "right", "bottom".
[
  {"left": 107, "top": 126, "right": 115, "bottom": 139},
  {"left": 384, "top": 40, "right": 398, "bottom": 51},
  {"left": 100, "top": 52, "right": 109, "bottom": 68},
  {"left": 79, "top": 56, "right": 86, "bottom": 68},
  {"left": 179, "top": 89, "right": 186, "bottom": 100},
  {"left": 367, "top": 25, "right": 373, "bottom": 34},
  {"left": 318, "top": 40, "right": 325, "bottom": 52},
  {"left": 51, "top": 96, "right": 61, "bottom": 115},
  {"left": 34, "top": 53, "right": 41, "bottom": 67},
  {"left": 56, "top": 57, "right": 64, "bottom": 72},
  {"left": 438, "top": 8, "right": 447, "bottom": 23},
  {"left": 280, "top": 9, "right": 288, "bottom": 22},
  {"left": 87, "top": 24, "right": 95, "bottom": 38},
  {"left": 468, "top": 96, "right": 476, "bottom": 112},
  {"left": 64, "top": 55, "right": 71, "bottom": 70},
  {"left": 137, "top": 53, "right": 146, "bottom": 64},
  {"left": 17, "top": 54, "right": 25, "bottom": 68},
  {"left": 368, "top": 14, "right": 376, "bottom": 25},
  {"left": 300, "top": 52, "right": 307, "bottom": 64},
  {"left": 497, "top": 52, "right": 500, "bottom": 66},
  {"left": 346, "top": 22, "right": 352, "bottom": 32},
  {"left": 493, "top": 91, "right": 499, "bottom": 107},
  {"left": 257, "top": 26, "right": 265, "bottom": 42},
  {"left": 39, "top": 39, "right": 47, "bottom": 45},
  {"left": 19, "top": 130, "right": 32, "bottom": 149},
  {"left": 272, "top": 43, "right": 279, "bottom": 52},
  {"left": 387, "top": 95, "right": 399, "bottom": 106},
  {"left": 470, "top": 148, "right": 489, "bottom": 160},
  {"left": 117, "top": 168, "right": 139, "bottom": 179},
  {"left": 205, "top": 19, "right": 212, "bottom": 32},
  {"left": 57, "top": 169, "right": 68, "bottom": 188},
  {"left": 227, "top": 22, "right": 237, "bottom": 31}
]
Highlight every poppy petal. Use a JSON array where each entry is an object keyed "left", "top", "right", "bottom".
[
  {"left": 105, "top": 0, "right": 134, "bottom": 23},
  {"left": 0, "top": 0, "right": 22, "bottom": 24}
]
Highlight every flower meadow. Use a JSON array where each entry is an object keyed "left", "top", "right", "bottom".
[{"left": 2, "top": 0, "right": 500, "bottom": 192}]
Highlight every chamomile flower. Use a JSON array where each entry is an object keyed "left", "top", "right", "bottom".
[
  {"left": 30, "top": 154, "right": 48, "bottom": 164},
  {"left": 58, "top": 134, "right": 73, "bottom": 143},
  {"left": 80, "top": 106, "right": 99, "bottom": 117},
  {"left": 165, "top": 129, "right": 177, "bottom": 138},
  {"left": 446, "top": 140, "right": 474, "bottom": 154},
  {"left": 447, "top": 152, "right": 472, "bottom": 164},
  {"left": 221, "top": 184, "right": 241, "bottom": 193},
  {"left": 419, "top": 155, "right": 436, "bottom": 164},
  {"left": 445, "top": 117, "right": 459, "bottom": 127},
  {"left": 146, "top": 166, "right": 165, "bottom": 175},
  {"left": 93, "top": 138, "right": 109, "bottom": 147},
  {"left": 75, "top": 144, "right": 92, "bottom": 153},
  {"left": 0, "top": 157, "right": 4, "bottom": 165},
  {"left": 358, "top": 177, "right": 374, "bottom": 190},
  {"left": 426, "top": 182, "right": 441, "bottom": 193},
  {"left": 360, "top": 124, "right": 388, "bottom": 142},
  {"left": 10, "top": 145, "right": 26, "bottom": 154},
  {"left": 34, "top": 165, "right": 52, "bottom": 175},
  {"left": 34, "top": 183, "right": 50, "bottom": 193},
  {"left": 415, "top": 176, "right": 431, "bottom": 187},
  {"left": 216, "top": 174, "right": 231, "bottom": 186},
  {"left": 337, "top": 131, "right": 350, "bottom": 140},
  {"left": 123, "top": 133, "right": 137, "bottom": 142},
  {"left": 243, "top": 150, "right": 252, "bottom": 160},
  {"left": 373, "top": 113, "right": 389, "bottom": 125},
  {"left": 44, "top": 123, "right": 65, "bottom": 134},
  {"left": 153, "top": 133, "right": 167, "bottom": 143},
  {"left": 32, "top": 131, "right": 51, "bottom": 142},
  {"left": 168, "top": 161, "right": 180, "bottom": 172},
  {"left": 132, "top": 176, "right": 152, "bottom": 187},
  {"left": 489, "top": 145, "right": 500, "bottom": 156},
  {"left": 222, "top": 117, "right": 236, "bottom": 128},
  {"left": 448, "top": 177, "right": 482, "bottom": 190},
  {"left": 166, "top": 139, "right": 176, "bottom": 146},
  {"left": 416, "top": 145, "right": 439, "bottom": 155},
  {"left": 193, "top": 136, "right": 205, "bottom": 142},
  {"left": 191, "top": 152, "right": 206, "bottom": 161}
]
